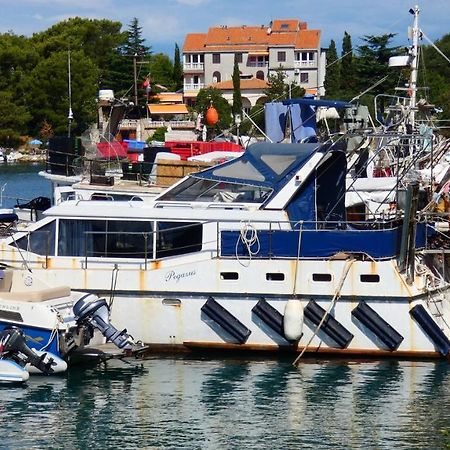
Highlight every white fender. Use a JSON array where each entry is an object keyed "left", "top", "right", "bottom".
[
  {"left": 27, "top": 350, "right": 68, "bottom": 374},
  {"left": 0, "top": 359, "right": 30, "bottom": 383},
  {"left": 283, "top": 298, "right": 304, "bottom": 342}
]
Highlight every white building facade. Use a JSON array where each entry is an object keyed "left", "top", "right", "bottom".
[{"left": 182, "top": 19, "right": 326, "bottom": 105}]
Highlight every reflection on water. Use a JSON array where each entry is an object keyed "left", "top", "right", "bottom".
[{"left": 1, "top": 357, "right": 450, "bottom": 449}]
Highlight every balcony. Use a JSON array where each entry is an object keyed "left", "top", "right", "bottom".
[
  {"left": 183, "top": 62, "right": 205, "bottom": 72},
  {"left": 119, "top": 119, "right": 195, "bottom": 130},
  {"left": 248, "top": 61, "right": 269, "bottom": 68},
  {"left": 294, "top": 60, "right": 316, "bottom": 68},
  {"left": 184, "top": 83, "right": 205, "bottom": 91}
]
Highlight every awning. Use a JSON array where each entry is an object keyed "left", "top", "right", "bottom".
[
  {"left": 148, "top": 104, "right": 189, "bottom": 115},
  {"left": 155, "top": 93, "right": 183, "bottom": 103}
]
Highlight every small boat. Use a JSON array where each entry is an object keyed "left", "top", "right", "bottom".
[{"left": 0, "top": 266, "right": 143, "bottom": 383}]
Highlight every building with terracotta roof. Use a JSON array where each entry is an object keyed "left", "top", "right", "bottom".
[{"left": 182, "top": 19, "right": 326, "bottom": 107}]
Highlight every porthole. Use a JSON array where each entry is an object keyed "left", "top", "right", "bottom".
[
  {"left": 312, "top": 273, "right": 332, "bottom": 282},
  {"left": 266, "top": 273, "right": 285, "bottom": 281},
  {"left": 360, "top": 274, "right": 380, "bottom": 283},
  {"left": 221, "top": 272, "right": 239, "bottom": 280}
]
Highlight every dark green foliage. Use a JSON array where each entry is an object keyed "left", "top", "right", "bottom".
[
  {"left": 172, "top": 43, "right": 183, "bottom": 91},
  {"left": 232, "top": 55, "right": 242, "bottom": 117},
  {"left": 149, "top": 53, "right": 174, "bottom": 90},
  {"left": 109, "top": 18, "right": 152, "bottom": 103},
  {"left": 421, "top": 33, "right": 450, "bottom": 135},
  {"left": 0, "top": 90, "right": 30, "bottom": 146},
  {"left": 324, "top": 39, "right": 341, "bottom": 98},
  {"left": 355, "top": 33, "right": 403, "bottom": 95},
  {"left": 240, "top": 102, "right": 266, "bottom": 136},
  {"left": 195, "top": 87, "right": 232, "bottom": 133},
  {"left": 23, "top": 50, "right": 99, "bottom": 135},
  {"left": 340, "top": 31, "right": 356, "bottom": 99},
  {"left": 150, "top": 126, "right": 167, "bottom": 142}
]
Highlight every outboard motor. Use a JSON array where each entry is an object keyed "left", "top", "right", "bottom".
[
  {"left": 0, "top": 327, "right": 55, "bottom": 375},
  {"left": 73, "top": 294, "right": 134, "bottom": 350}
]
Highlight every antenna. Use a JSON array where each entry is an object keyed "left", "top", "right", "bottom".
[{"left": 68, "top": 49, "right": 73, "bottom": 137}]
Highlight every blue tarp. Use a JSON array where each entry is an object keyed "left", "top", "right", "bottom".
[{"left": 221, "top": 223, "right": 426, "bottom": 260}]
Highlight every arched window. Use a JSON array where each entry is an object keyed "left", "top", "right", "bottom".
[
  {"left": 256, "top": 71, "right": 264, "bottom": 80},
  {"left": 212, "top": 71, "right": 221, "bottom": 83}
]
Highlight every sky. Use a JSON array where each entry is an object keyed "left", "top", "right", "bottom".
[{"left": 0, "top": 0, "right": 449, "bottom": 56}]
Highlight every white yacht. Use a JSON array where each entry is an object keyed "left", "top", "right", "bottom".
[{"left": 1, "top": 139, "right": 450, "bottom": 359}]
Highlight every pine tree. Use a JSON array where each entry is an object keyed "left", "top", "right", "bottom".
[
  {"left": 232, "top": 55, "right": 242, "bottom": 118},
  {"left": 324, "top": 39, "right": 341, "bottom": 98},
  {"left": 124, "top": 18, "right": 151, "bottom": 56},
  {"left": 356, "top": 33, "right": 402, "bottom": 94},
  {"left": 172, "top": 43, "right": 183, "bottom": 91},
  {"left": 340, "top": 31, "right": 355, "bottom": 99},
  {"left": 111, "top": 18, "right": 152, "bottom": 103}
]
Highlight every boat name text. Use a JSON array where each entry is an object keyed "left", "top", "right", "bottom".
[{"left": 165, "top": 270, "right": 196, "bottom": 283}]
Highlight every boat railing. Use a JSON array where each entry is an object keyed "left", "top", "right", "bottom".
[{"left": 3, "top": 215, "right": 435, "bottom": 270}]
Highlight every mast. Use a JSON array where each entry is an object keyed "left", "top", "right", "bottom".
[{"left": 409, "top": 5, "right": 420, "bottom": 129}]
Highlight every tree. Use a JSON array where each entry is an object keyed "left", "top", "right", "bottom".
[
  {"left": 149, "top": 53, "right": 174, "bottom": 91},
  {"left": 39, "top": 119, "right": 54, "bottom": 142},
  {"left": 324, "top": 39, "right": 341, "bottom": 98},
  {"left": 24, "top": 50, "right": 99, "bottom": 135},
  {"left": 0, "top": 90, "right": 30, "bottom": 146},
  {"left": 232, "top": 54, "right": 242, "bottom": 118},
  {"left": 172, "top": 43, "right": 183, "bottom": 91},
  {"left": 264, "top": 68, "right": 304, "bottom": 101},
  {"left": 356, "top": 33, "right": 402, "bottom": 92},
  {"left": 106, "top": 18, "right": 152, "bottom": 101},
  {"left": 421, "top": 33, "right": 450, "bottom": 136},
  {"left": 340, "top": 31, "right": 355, "bottom": 98},
  {"left": 195, "top": 87, "right": 232, "bottom": 133},
  {"left": 264, "top": 68, "right": 286, "bottom": 101}
]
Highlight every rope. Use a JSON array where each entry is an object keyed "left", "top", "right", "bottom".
[
  {"left": 109, "top": 264, "right": 119, "bottom": 309},
  {"left": 235, "top": 222, "right": 260, "bottom": 267},
  {"left": 39, "top": 315, "right": 61, "bottom": 352},
  {"left": 293, "top": 258, "right": 355, "bottom": 367}
]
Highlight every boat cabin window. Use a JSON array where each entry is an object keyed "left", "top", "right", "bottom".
[
  {"left": 156, "top": 222, "right": 202, "bottom": 258},
  {"left": 15, "top": 221, "right": 56, "bottom": 256},
  {"left": 90, "top": 193, "right": 144, "bottom": 202},
  {"left": 55, "top": 219, "right": 202, "bottom": 259},
  {"left": 58, "top": 219, "right": 153, "bottom": 258},
  {"left": 159, "top": 177, "right": 271, "bottom": 203},
  {"left": 212, "top": 160, "right": 265, "bottom": 182}
]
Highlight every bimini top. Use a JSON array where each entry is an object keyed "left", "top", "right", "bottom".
[
  {"left": 156, "top": 141, "right": 347, "bottom": 226},
  {"left": 157, "top": 141, "right": 323, "bottom": 203}
]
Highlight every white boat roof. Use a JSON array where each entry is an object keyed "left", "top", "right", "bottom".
[{"left": 43, "top": 199, "right": 288, "bottom": 222}]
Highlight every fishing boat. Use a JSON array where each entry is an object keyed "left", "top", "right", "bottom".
[{"left": 1, "top": 4, "right": 450, "bottom": 360}]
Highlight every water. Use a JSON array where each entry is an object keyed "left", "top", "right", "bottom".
[
  {"left": 0, "top": 163, "right": 51, "bottom": 209},
  {"left": 2, "top": 165, "right": 450, "bottom": 449},
  {"left": 1, "top": 356, "right": 450, "bottom": 449}
]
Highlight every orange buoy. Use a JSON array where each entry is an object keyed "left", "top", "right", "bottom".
[{"left": 205, "top": 105, "right": 219, "bottom": 126}]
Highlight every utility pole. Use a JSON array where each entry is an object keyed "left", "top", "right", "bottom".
[{"left": 133, "top": 53, "right": 138, "bottom": 106}]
